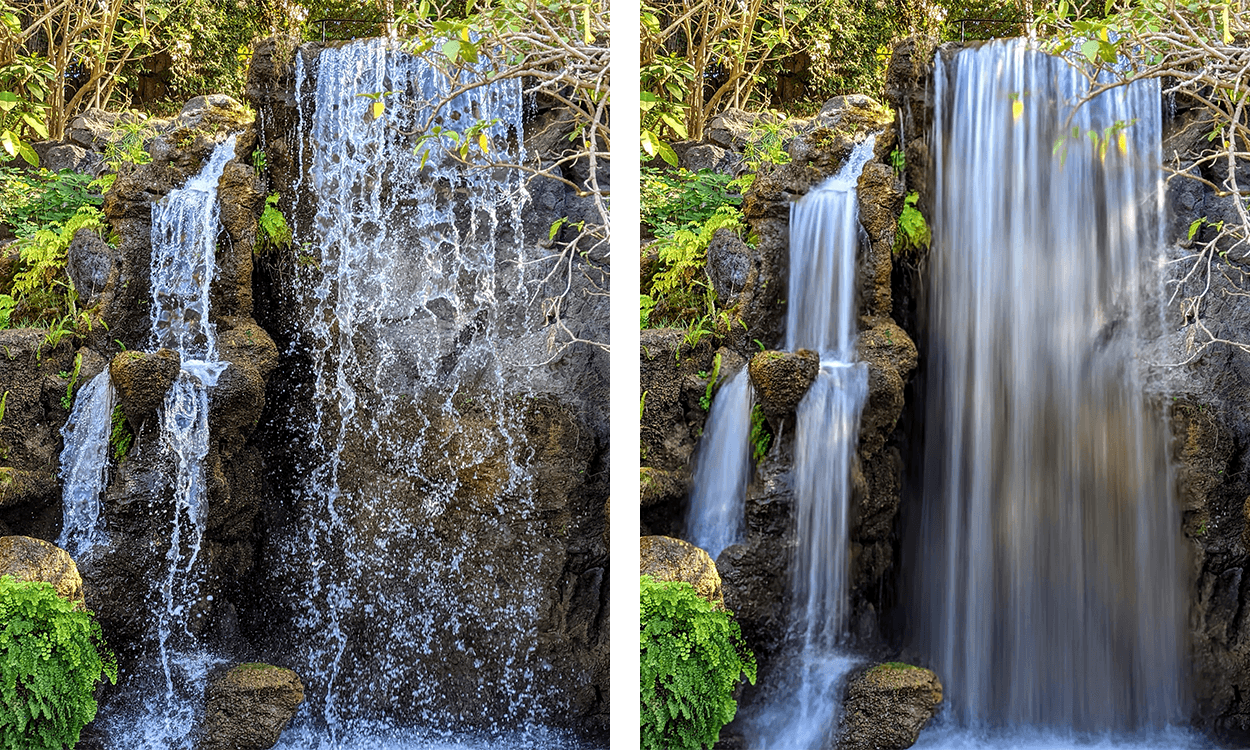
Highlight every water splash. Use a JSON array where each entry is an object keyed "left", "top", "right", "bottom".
[
  {"left": 916, "top": 38, "right": 1182, "bottom": 732},
  {"left": 687, "top": 368, "right": 753, "bottom": 559},
  {"left": 260, "top": 39, "right": 569, "bottom": 745},
  {"left": 57, "top": 370, "right": 115, "bottom": 560}
]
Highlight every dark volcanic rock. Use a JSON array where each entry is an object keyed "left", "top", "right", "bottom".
[
  {"left": 198, "top": 664, "right": 304, "bottom": 750},
  {"left": 748, "top": 349, "right": 820, "bottom": 426},
  {"left": 67, "top": 227, "right": 118, "bottom": 309},
  {"left": 109, "top": 349, "right": 180, "bottom": 431},
  {"left": 836, "top": 663, "right": 942, "bottom": 750},
  {"left": 0, "top": 535, "right": 83, "bottom": 604},
  {"left": 640, "top": 535, "right": 723, "bottom": 606}
]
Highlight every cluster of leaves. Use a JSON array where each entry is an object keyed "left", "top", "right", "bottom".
[
  {"left": 7, "top": 206, "right": 109, "bottom": 330},
  {"left": 0, "top": 575, "right": 117, "bottom": 750},
  {"left": 750, "top": 403, "right": 771, "bottom": 461},
  {"left": 896, "top": 191, "right": 931, "bottom": 254},
  {"left": 0, "top": 168, "right": 102, "bottom": 240},
  {"left": 110, "top": 404, "right": 133, "bottom": 463},
  {"left": 258, "top": 193, "right": 293, "bottom": 253},
  {"left": 640, "top": 575, "right": 756, "bottom": 750},
  {"left": 642, "top": 167, "right": 741, "bottom": 238},
  {"left": 698, "top": 352, "right": 723, "bottom": 410}
]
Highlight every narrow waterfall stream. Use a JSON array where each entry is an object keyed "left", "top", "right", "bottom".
[
  {"left": 687, "top": 368, "right": 752, "bottom": 559},
  {"left": 743, "top": 136, "right": 876, "bottom": 750},
  {"left": 911, "top": 39, "right": 1202, "bottom": 747},
  {"left": 57, "top": 370, "right": 115, "bottom": 561},
  {"left": 99, "top": 135, "right": 238, "bottom": 748}
]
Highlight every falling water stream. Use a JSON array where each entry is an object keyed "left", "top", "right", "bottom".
[
  {"left": 58, "top": 370, "right": 115, "bottom": 561},
  {"left": 912, "top": 39, "right": 1204, "bottom": 747},
  {"left": 688, "top": 368, "right": 753, "bottom": 559}
]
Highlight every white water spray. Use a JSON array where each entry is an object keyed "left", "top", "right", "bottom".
[
  {"left": 57, "top": 370, "right": 115, "bottom": 560},
  {"left": 687, "top": 369, "right": 753, "bottom": 559}
]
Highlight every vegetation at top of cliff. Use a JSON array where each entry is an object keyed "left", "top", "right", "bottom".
[
  {"left": 640, "top": 574, "right": 756, "bottom": 750},
  {"left": 0, "top": 168, "right": 101, "bottom": 239},
  {"left": 0, "top": 574, "right": 117, "bottom": 750},
  {"left": 1032, "top": 0, "right": 1249, "bottom": 363}
]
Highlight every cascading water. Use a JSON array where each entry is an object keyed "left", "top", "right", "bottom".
[
  {"left": 256, "top": 39, "right": 581, "bottom": 748},
  {"left": 687, "top": 369, "right": 753, "bottom": 559},
  {"left": 57, "top": 370, "right": 115, "bottom": 561},
  {"left": 100, "top": 135, "right": 237, "bottom": 748},
  {"left": 913, "top": 39, "right": 1193, "bottom": 745},
  {"left": 746, "top": 136, "right": 875, "bottom": 749}
]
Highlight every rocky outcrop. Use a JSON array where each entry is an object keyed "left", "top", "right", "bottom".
[
  {"left": 198, "top": 663, "right": 304, "bottom": 750},
  {"left": 748, "top": 349, "right": 819, "bottom": 426},
  {"left": 640, "top": 535, "right": 723, "bottom": 606},
  {"left": 0, "top": 535, "right": 83, "bottom": 604},
  {"left": 836, "top": 662, "right": 942, "bottom": 750},
  {"left": 110, "top": 349, "right": 180, "bottom": 430}
]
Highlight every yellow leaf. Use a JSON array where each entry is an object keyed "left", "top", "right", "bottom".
[
  {"left": 1117, "top": 130, "right": 1128, "bottom": 155},
  {"left": 1012, "top": 100, "right": 1024, "bottom": 122},
  {"left": 479, "top": 133, "right": 489, "bottom": 154},
  {"left": 372, "top": 101, "right": 385, "bottom": 119}
]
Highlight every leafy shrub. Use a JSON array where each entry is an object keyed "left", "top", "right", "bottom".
[
  {"left": 8, "top": 206, "right": 108, "bottom": 328},
  {"left": 896, "top": 191, "right": 930, "bottom": 254},
  {"left": 0, "top": 574, "right": 117, "bottom": 750},
  {"left": 0, "top": 168, "right": 102, "bottom": 239},
  {"left": 258, "top": 193, "right": 293, "bottom": 252},
  {"left": 750, "top": 403, "right": 771, "bottom": 462},
  {"left": 641, "top": 167, "right": 741, "bottom": 240},
  {"left": 640, "top": 574, "right": 756, "bottom": 750},
  {"left": 644, "top": 205, "right": 744, "bottom": 326}
]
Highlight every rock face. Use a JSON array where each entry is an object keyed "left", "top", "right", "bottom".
[
  {"left": 836, "top": 663, "right": 942, "bottom": 750},
  {"left": 640, "top": 535, "right": 723, "bottom": 606},
  {"left": 0, "top": 535, "right": 83, "bottom": 604},
  {"left": 198, "top": 664, "right": 305, "bottom": 750},
  {"left": 748, "top": 349, "right": 820, "bottom": 425},
  {"left": 109, "top": 349, "right": 180, "bottom": 430}
]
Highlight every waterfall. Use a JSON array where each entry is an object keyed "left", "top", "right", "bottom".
[
  {"left": 57, "top": 370, "right": 115, "bottom": 560},
  {"left": 257, "top": 39, "right": 581, "bottom": 747},
  {"left": 100, "top": 134, "right": 237, "bottom": 749},
  {"left": 916, "top": 38, "right": 1185, "bottom": 734},
  {"left": 745, "top": 136, "right": 875, "bottom": 750},
  {"left": 687, "top": 368, "right": 752, "bottom": 559}
]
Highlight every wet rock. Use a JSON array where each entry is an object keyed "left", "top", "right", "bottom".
[
  {"left": 640, "top": 466, "right": 687, "bottom": 510},
  {"left": 836, "top": 662, "right": 942, "bottom": 750},
  {"left": 855, "top": 320, "right": 918, "bottom": 458},
  {"left": 198, "top": 663, "right": 305, "bottom": 750},
  {"left": 110, "top": 349, "right": 180, "bottom": 431},
  {"left": 640, "top": 535, "right": 723, "bottom": 606},
  {"left": 748, "top": 349, "right": 819, "bottom": 425},
  {"left": 0, "top": 536, "right": 84, "bottom": 604},
  {"left": 707, "top": 227, "right": 755, "bottom": 308},
  {"left": 67, "top": 227, "right": 118, "bottom": 308}
]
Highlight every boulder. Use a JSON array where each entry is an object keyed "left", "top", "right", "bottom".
[
  {"left": 836, "top": 662, "right": 942, "bottom": 750},
  {"left": 706, "top": 227, "right": 755, "bottom": 308},
  {"left": 680, "top": 143, "right": 742, "bottom": 175},
  {"left": 67, "top": 108, "right": 146, "bottom": 151},
  {"left": 67, "top": 227, "right": 118, "bottom": 308},
  {"left": 36, "top": 142, "right": 98, "bottom": 174},
  {"left": 748, "top": 349, "right": 820, "bottom": 424},
  {"left": 197, "top": 663, "right": 305, "bottom": 750},
  {"left": 110, "top": 349, "right": 181, "bottom": 431},
  {"left": 639, "top": 535, "right": 723, "bottom": 607},
  {"left": 0, "top": 536, "right": 84, "bottom": 605}
]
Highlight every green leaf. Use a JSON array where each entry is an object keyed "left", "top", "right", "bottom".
[
  {"left": 659, "top": 113, "right": 688, "bottom": 139},
  {"left": 549, "top": 216, "right": 568, "bottom": 241},
  {"left": 442, "top": 40, "right": 461, "bottom": 61},
  {"left": 0, "top": 92, "right": 16, "bottom": 112},
  {"left": 17, "top": 140, "right": 37, "bottom": 167},
  {"left": 20, "top": 112, "right": 47, "bottom": 139},
  {"left": 656, "top": 140, "right": 678, "bottom": 167},
  {"left": 1081, "top": 40, "right": 1102, "bottom": 63},
  {"left": 1188, "top": 218, "right": 1204, "bottom": 241}
]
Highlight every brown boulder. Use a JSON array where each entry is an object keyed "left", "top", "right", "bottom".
[
  {"left": 0, "top": 535, "right": 84, "bottom": 605},
  {"left": 198, "top": 663, "right": 305, "bottom": 750},
  {"left": 110, "top": 349, "right": 180, "bottom": 431},
  {"left": 639, "top": 535, "right": 723, "bottom": 607},
  {"left": 837, "top": 662, "right": 942, "bottom": 750},
  {"left": 748, "top": 349, "right": 820, "bottom": 424}
]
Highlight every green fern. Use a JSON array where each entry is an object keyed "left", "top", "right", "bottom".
[
  {"left": 9, "top": 206, "right": 107, "bottom": 328},
  {"left": 258, "top": 193, "right": 292, "bottom": 252},
  {"left": 0, "top": 575, "right": 117, "bottom": 750},
  {"left": 640, "top": 575, "right": 756, "bottom": 750},
  {"left": 750, "top": 404, "right": 771, "bottom": 462},
  {"left": 109, "top": 405, "right": 132, "bottom": 463}
]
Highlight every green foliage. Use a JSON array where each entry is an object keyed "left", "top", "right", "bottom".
[
  {"left": 0, "top": 575, "right": 117, "bottom": 750},
  {"left": 59, "top": 353, "right": 82, "bottom": 411},
  {"left": 258, "top": 193, "right": 293, "bottom": 252},
  {"left": 641, "top": 167, "right": 741, "bottom": 239},
  {"left": 646, "top": 206, "right": 744, "bottom": 324},
  {"left": 698, "top": 352, "right": 722, "bottom": 411},
  {"left": 640, "top": 575, "right": 755, "bottom": 750},
  {"left": 8, "top": 206, "right": 108, "bottom": 328},
  {"left": 750, "top": 403, "right": 770, "bottom": 462},
  {"left": 640, "top": 294, "right": 658, "bottom": 328},
  {"left": 896, "top": 192, "right": 930, "bottom": 253},
  {"left": 109, "top": 405, "right": 132, "bottom": 463},
  {"left": 0, "top": 169, "right": 102, "bottom": 240}
]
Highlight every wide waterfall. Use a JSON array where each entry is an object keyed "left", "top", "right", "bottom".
[
  {"left": 745, "top": 136, "right": 875, "bottom": 749},
  {"left": 687, "top": 368, "right": 752, "bottom": 559},
  {"left": 57, "top": 370, "right": 115, "bottom": 561},
  {"left": 914, "top": 38, "right": 1185, "bottom": 737},
  {"left": 253, "top": 38, "right": 581, "bottom": 748}
]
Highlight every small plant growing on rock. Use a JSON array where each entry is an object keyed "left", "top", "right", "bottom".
[
  {"left": 258, "top": 193, "right": 292, "bottom": 253},
  {"left": 109, "top": 405, "right": 132, "bottom": 463},
  {"left": 640, "top": 575, "right": 755, "bottom": 750},
  {"left": 750, "top": 404, "right": 771, "bottom": 462},
  {"left": 0, "top": 575, "right": 117, "bottom": 750},
  {"left": 896, "top": 192, "right": 931, "bottom": 254}
]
